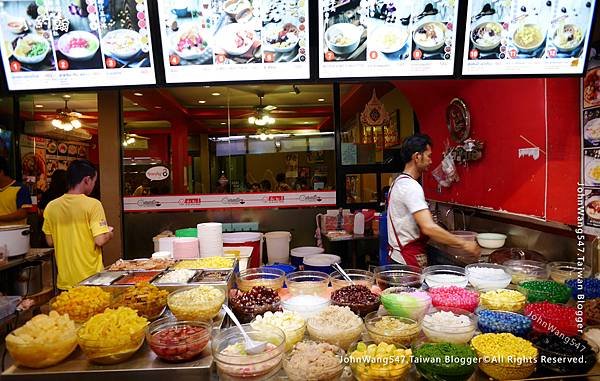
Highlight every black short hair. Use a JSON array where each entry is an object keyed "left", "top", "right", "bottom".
[
  {"left": 0, "top": 156, "right": 7, "bottom": 175},
  {"left": 67, "top": 159, "right": 97, "bottom": 189},
  {"left": 276, "top": 173, "right": 286, "bottom": 182},
  {"left": 400, "top": 133, "right": 432, "bottom": 165}
]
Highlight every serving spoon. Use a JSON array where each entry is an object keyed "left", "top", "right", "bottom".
[
  {"left": 222, "top": 304, "right": 267, "bottom": 355},
  {"left": 332, "top": 262, "right": 355, "bottom": 285},
  {"left": 473, "top": 3, "right": 496, "bottom": 20}
]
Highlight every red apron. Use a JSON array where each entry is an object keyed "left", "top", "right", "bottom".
[{"left": 387, "top": 175, "right": 429, "bottom": 269}]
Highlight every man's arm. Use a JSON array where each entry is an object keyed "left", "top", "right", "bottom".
[
  {"left": 413, "top": 209, "right": 480, "bottom": 256},
  {"left": 94, "top": 227, "right": 114, "bottom": 247},
  {"left": 45, "top": 234, "right": 54, "bottom": 247},
  {"left": 0, "top": 208, "right": 27, "bottom": 222}
]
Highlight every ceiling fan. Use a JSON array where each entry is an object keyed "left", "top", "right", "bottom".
[
  {"left": 49, "top": 96, "right": 96, "bottom": 131},
  {"left": 243, "top": 91, "right": 295, "bottom": 126}
]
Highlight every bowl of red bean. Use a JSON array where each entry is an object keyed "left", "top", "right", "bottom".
[
  {"left": 229, "top": 286, "right": 282, "bottom": 324},
  {"left": 330, "top": 284, "right": 380, "bottom": 317},
  {"left": 146, "top": 317, "right": 211, "bottom": 362}
]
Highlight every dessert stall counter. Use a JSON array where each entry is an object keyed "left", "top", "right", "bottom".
[{"left": 3, "top": 258, "right": 600, "bottom": 381}]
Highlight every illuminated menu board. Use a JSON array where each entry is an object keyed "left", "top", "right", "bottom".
[
  {"left": 0, "top": 0, "right": 156, "bottom": 91},
  {"left": 318, "top": 0, "right": 460, "bottom": 79},
  {"left": 461, "top": 0, "right": 597, "bottom": 76},
  {"left": 158, "top": 0, "right": 310, "bottom": 83}
]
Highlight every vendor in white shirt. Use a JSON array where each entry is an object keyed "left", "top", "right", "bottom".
[{"left": 387, "top": 134, "right": 480, "bottom": 268}]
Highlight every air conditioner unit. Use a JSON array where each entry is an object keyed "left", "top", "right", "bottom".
[{"left": 24, "top": 121, "right": 93, "bottom": 141}]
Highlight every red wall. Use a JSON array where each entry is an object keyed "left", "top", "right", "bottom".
[
  {"left": 124, "top": 134, "right": 169, "bottom": 163},
  {"left": 393, "top": 78, "right": 579, "bottom": 225}
]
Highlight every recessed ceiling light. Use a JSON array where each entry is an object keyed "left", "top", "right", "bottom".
[
  {"left": 203, "top": 85, "right": 211, "bottom": 88},
  {"left": 34, "top": 104, "right": 44, "bottom": 108},
  {"left": 198, "top": 100, "right": 206, "bottom": 104},
  {"left": 211, "top": 92, "right": 221, "bottom": 96},
  {"left": 220, "top": 122, "right": 226, "bottom": 125},
  {"left": 63, "top": 94, "right": 71, "bottom": 99},
  {"left": 154, "top": 106, "right": 162, "bottom": 109},
  {"left": 289, "top": 91, "right": 296, "bottom": 94},
  {"left": 303, "top": 121, "right": 309, "bottom": 124},
  {"left": 132, "top": 102, "right": 139, "bottom": 106},
  {"left": 134, "top": 92, "right": 143, "bottom": 97},
  {"left": 318, "top": 98, "right": 325, "bottom": 102}
]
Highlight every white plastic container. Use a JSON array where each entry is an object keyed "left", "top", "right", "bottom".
[
  {"left": 223, "top": 246, "right": 253, "bottom": 272},
  {"left": 303, "top": 254, "right": 342, "bottom": 274},
  {"left": 151, "top": 251, "right": 172, "bottom": 260},
  {"left": 223, "top": 232, "right": 263, "bottom": 268},
  {"left": 353, "top": 211, "right": 365, "bottom": 235},
  {"left": 197, "top": 222, "right": 223, "bottom": 258},
  {"left": 290, "top": 247, "right": 325, "bottom": 269},
  {"left": 265, "top": 231, "right": 291, "bottom": 264},
  {"left": 172, "top": 238, "right": 200, "bottom": 260}
]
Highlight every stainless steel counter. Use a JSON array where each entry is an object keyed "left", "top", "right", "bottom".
[{"left": 2, "top": 308, "right": 225, "bottom": 381}]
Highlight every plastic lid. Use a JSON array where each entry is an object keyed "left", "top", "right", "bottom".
[
  {"left": 291, "top": 247, "right": 325, "bottom": 257},
  {"left": 303, "top": 254, "right": 341, "bottom": 266}
]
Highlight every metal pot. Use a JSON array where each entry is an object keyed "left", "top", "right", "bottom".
[
  {"left": 11, "top": 261, "right": 43, "bottom": 296},
  {"left": 0, "top": 224, "right": 30, "bottom": 257}
]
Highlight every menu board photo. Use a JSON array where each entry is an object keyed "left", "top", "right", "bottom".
[
  {"left": 0, "top": 0, "right": 156, "bottom": 91},
  {"left": 158, "top": 0, "right": 310, "bottom": 83},
  {"left": 318, "top": 0, "right": 460, "bottom": 79},
  {"left": 461, "top": 0, "right": 597, "bottom": 76}
]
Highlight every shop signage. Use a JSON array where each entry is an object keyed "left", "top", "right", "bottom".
[
  {"left": 318, "top": 0, "right": 461, "bottom": 79},
  {"left": 157, "top": 0, "right": 310, "bottom": 84},
  {"left": 145, "top": 166, "right": 170, "bottom": 181},
  {"left": 582, "top": 51, "right": 600, "bottom": 235},
  {"left": 124, "top": 191, "right": 336, "bottom": 212},
  {"left": 461, "top": 0, "right": 598, "bottom": 76},
  {"left": 0, "top": 0, "right": 157, "bottom": 91}
]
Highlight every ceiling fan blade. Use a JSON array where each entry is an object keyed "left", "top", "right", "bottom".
[
  {"left": 77, "top": 114, "right": 97, "bottom": 120},
  {"left": 263, "top": 105, "right": 277, "bottom": 111},
  {"left": 67, "top": 111, "right": 83, "bottom": 118},
  {"left": 270, "top": 110, "right": 296, "bottom": 114}
]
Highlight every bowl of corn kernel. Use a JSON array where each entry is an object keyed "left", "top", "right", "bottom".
[
  {"left": 77, "top": 307, "right": 148, "bottom": 364},
  {"left": 471, "top": 333, "right": 538, "bottom": 380},
  {"left": 51, "top": 286, "right": 111, "bottom": 323}
]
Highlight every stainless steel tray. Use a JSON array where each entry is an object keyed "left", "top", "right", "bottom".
[
  {"left": 79, "top": 271, "right": 127, "bottom": 286},
  {"left": 1, "top": 309, "right": 226, "bottom": 381}
]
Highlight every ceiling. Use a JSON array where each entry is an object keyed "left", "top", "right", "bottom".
[{"left": 17, "top": 82, "right": 396, "bottom": 136}]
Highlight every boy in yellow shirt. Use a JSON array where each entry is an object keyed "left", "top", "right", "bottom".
[{"left": 43, "top": 160, "right": 113, "bottom": 289}]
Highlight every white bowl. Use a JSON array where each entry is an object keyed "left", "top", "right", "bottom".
[
  {"left": 476, "top": 233, "right": 507, "bottom": 249},
  {"left": 12, "top": 34, "right": 50, "bottom": 64},
  {"left": 512, "top": 24, "right": 545, "bottom": 53},
  {"left": 413, "top": 21, "right": 447, "bottom": 52},
  {"left": 371, "top": 25, "right": 408, "bottom": 53},
  {"left": 217, "top": 23, "right": 255, "bottom": 56},
  {"left": 325, "top": 23, "right": 363, "bottom": 55},
  {"left": 57, "top": 31, "right": 99, "bottom": 61},
  {"left": 102, "top": 29, "right": 141, "bottom": 60},
  {"left": 552, "top": 23, "right": 583, "bottom": 53},
  {"left": 170, "top": 26, "right": 209, "bottom": 60},
  {"left": 471, "top": 21, "right": 502, "bottom": 52}
]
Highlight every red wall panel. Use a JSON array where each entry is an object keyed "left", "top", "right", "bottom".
[{"left": 393, "top": 78, "right": 579, "bottom": 224}]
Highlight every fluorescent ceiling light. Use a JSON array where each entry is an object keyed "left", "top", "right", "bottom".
[{"left": 133, "top": 92, "right": 143, "bottom": 97}]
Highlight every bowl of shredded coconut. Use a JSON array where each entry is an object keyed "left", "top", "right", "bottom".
[
  {"left": 283, "top": 341, "right": 345, "bottom": 381},
  {"left": 307, "top": 305, "right": 363, "bottom": 350}
]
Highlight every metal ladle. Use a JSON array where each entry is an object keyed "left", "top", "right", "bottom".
[
  {"left": 332, "top": 262, "right": 355, "bottom": 285},
  {"left": 222, "top": 304, "right": 267, "bottom": 355}
]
